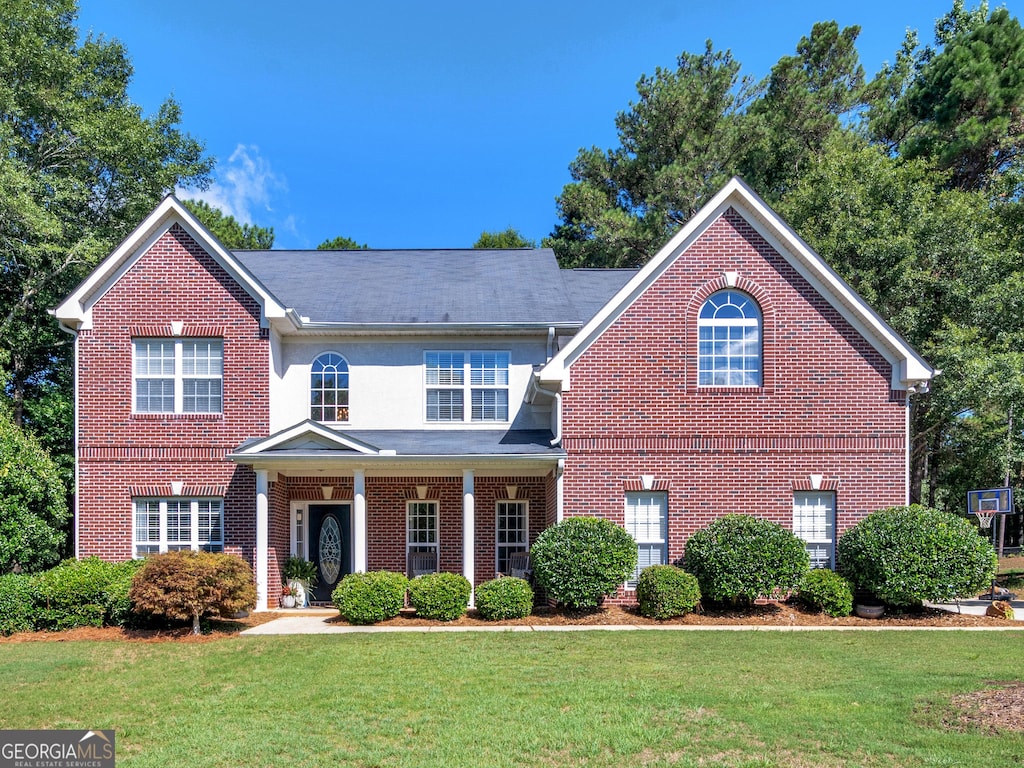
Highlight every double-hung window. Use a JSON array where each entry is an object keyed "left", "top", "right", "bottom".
[
  {"left": 625, "top": 492, "right": 668, "bottom": 587},
  {"left": 496, "top": 500, "right": 529, "bottom": 575},
  {"left": 425, "top": 351, "right": 509, "bottom": 422},
  {"left": 134, "top": 338, "right": 223, "bottom": 414},
  {"left": 407, "top": 501, "right": 439, "bottom": 575},
  {"left": 793, "top": 492, "right": 836, "bottom": 569},
  {"left": 133, "top": 498, "right": 223, "bottom": 557}
]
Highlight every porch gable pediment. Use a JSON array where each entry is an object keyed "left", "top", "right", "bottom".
[{"left": 233, "top": 420, "right": 382, "bottom": 457}]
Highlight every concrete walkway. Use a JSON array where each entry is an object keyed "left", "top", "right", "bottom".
[{"left": 241, "top": 601, "right": 1024, "bottom": 635}]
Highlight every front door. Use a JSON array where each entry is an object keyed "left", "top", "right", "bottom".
[{"left": 308, "top": 504, "right": 351, "bottom": 603}]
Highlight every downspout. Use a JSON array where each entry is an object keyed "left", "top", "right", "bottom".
[
  {"left": 527, "top": 377, "right": 562, "bottom": 447},
  {"left": 904, "top": 379, "right": 931, "bottom": 505},
  {"left": 55, "top": 320, "right": 80, "bottom": 559}
]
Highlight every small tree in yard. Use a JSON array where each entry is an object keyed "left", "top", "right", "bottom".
[
  {"left": 530, "top": 516, "right": 637, "bottom": 609},
  {"left": 130, "top": 551, "right": 256, "bottom": 634}
]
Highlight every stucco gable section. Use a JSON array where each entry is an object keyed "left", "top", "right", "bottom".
[
  {"left": 52, "top": 195, "right": 286, "bottom": 331},
  {"left": 539, "top": 177, "right": 935, "bottom": 392}
]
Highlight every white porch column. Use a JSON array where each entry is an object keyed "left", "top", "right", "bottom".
[
  {"left": 463, "top": 469, "right": 475, "bottom": 606},
  {"left": 255, "top": 469, "right": 269, "bottom": 611},
  {"left": 353, "top": 469, "right": 367, "bottom": 573},
  {"left": 556, "top": 458, "right": 565, "bottom": 523}
]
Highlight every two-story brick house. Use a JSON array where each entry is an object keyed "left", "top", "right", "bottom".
[{"left": 54, "top": 177, "right": 934, "bottom": 609}]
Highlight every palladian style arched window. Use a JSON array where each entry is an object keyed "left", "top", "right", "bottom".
[
  {"left": 310, "top": 353, "right": 349, "bottom": 421},
  {"left": 697, "top": 290, "right": 761, "bottom": 387}
]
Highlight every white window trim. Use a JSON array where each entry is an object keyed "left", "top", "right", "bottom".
[
  {"left": 495, "top": 500, "right": 529, "bottom": 575},
  {"left": 423, "top": 350, "right": 511, "bottom": 424},
  {"left": 291, "top": 502, "right": 307, "bottom": 560},
  {"left": 624, "top": 492, "right": 668, "bottom": 589},
  {"left": 309, "top": 351, "right": 351, "bottom": 424},
  {"left": 132, "top": 497, "right": 224, "bottom": 557},
  {"left": 406, "top": 500, "right": 439, "bottom": 558},
  {"left": 793, "top": 491, "right": 836, "bottom": 569},
  {"left": 697, "top": 290, "right": 762, "bottom": 388},
  {"left": 133, "top": 338, "right": 223, "bottom": 414}
]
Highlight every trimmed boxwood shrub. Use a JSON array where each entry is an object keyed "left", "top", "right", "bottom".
[
  {"left": 408, "top": 572, "right": 471, "bottom": 621},
  {"left": 530, "top": 516, "right": 638, "bottom": 609},
  {"left": 36, "top": 557, "right": 145, "bottom": 630},
  {"left": 797, "top": 569, "right": 853, "bottom": 617},
  {"left": 837, "top": 504, "right": 997, "bottom": 606},
  {"left": 475, "top": 577, "right": 534, "bottom": 620},
  {"left": 333, "top": 570, "right": 408, "bottom": 624},
  {"left": 636, "top": 565, "right": 701, "bottom": 619},
  {"left": 0, "top": 573, "right": 39, "bottom": 635},
  {"left": 684, "top": 514, "right": 809, "bottom": 603}
]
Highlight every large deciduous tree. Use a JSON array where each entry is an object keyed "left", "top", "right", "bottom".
[
  {"left": 0, "top": 0, "right": 211, "bottom": 437},
  {"left": 0, "top": 405, "right": 70, "bottom": 573}
]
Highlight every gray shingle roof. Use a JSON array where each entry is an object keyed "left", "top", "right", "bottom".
[
  {"left": 562, "top": 269, "right": 639, "bottom": 322},
  {"left": 234, "top": 248, "right": 585, "bottom": 325}
]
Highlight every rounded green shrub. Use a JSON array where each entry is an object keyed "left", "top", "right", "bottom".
[
  {"left": 636, "top": 565, "right": 701, "bottom": 619},
  {"left": 332, "top": 571, "right": 408, "bottom": 625},
  {"left": 530, "top": 516, "right": 638, "bottom": 609},
  {"left": 837, "top": 504, "right": 997, "bottom": 606},
  {"left": 37, "top": 557, "right": 144, "bottom": 630},
  {"left": 475, "top": 577, "right": 534, "bottom": 620},
  {"left": 684, "top": 514, "right": 809, "bottom": 603},
  {"left": 797, "top": 569, "right": 853, "bottom": 617},
  {"left": 0, "top": 573, "right": 39, "bottom": 635},
  {"left": 407, "top": 572, "right": 471, "bottom": 621}
]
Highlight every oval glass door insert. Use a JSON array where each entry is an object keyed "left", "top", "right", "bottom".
[{"left": 319, "top": 515, "right": 342, "bottom": 585}]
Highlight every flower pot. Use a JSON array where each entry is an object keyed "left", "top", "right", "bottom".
[
  {"left": 854, "top": 603, "right": 885, "bottom": 619},
  {"left": 281, "top": 595, "right": 296, "bottom": 609},
  {"left": 288, "top": 579, "right": 307, "bottom": 607}
]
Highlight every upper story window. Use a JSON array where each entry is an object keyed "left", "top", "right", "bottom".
[
  {"left": 425, "top": 351, "right": 509, "bottom": 422},
  {"left": 697, "top": 290, "right": 761, "bottom": 387},
  {"left": 134, "top": 339, "right": 223, "bottom": 414},
  {"left": 311, "top": 352, "right": 349, "bottom": 422}
]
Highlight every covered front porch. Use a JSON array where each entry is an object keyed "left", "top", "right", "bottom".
[{"left": 228, "top": 421, "right": 564, "bottom": 610}]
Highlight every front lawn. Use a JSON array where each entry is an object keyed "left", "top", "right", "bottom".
[{"left": 1, "top": 631, "right": 1022, "bottom": 767}]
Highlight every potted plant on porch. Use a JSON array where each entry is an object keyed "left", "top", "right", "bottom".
[
  {"left": 282, "top": 557, "right": 319, "bottom": 607},
  {"left": 280, "top": 583, "right": 299, "bottom": 608}
]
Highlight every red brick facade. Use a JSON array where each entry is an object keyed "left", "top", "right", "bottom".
[
  {"left": 76, "top": 225, "right": 268, "bottom": 563},
  {"left": 559, "top": 208, "right": 908, "bottom": 599},
  {"left": 66, "top": 191, "right": 925, "bottom": 609}
]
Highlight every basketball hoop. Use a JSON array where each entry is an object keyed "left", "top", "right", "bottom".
[{"left": 975, "top": 511, "right": 995, "bottom": 530}]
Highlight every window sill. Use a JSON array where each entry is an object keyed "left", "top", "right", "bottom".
[{"left": 131, "top": 413, "right": 223, "bottom": 421}]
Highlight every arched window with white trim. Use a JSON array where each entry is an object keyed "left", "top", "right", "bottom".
[
  {"left": 310, "top": 353, "right": 349, "bottom": 422},
  {"left": 697, "top": 290, "right": 761, "bottom": 387}
]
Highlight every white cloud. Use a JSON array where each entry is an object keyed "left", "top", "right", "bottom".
[{"left": 178, "top": 144, "right": 286, "bottom": 225}]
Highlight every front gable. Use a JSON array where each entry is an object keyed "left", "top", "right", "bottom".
[
  {"left": 541, "top": 177, "right": 934, "bottom": 393},
  {"left": 53, "top": 195, "right": 286, "bottom": 332}
]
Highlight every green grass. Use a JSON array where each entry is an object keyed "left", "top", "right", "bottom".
[{"left": 1, "top": 631, "right": 1023, "bottom": 767}]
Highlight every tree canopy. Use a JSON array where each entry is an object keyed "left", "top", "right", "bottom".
[
  {"left": 184, "top": 199, "right": 274, "bottom": 250},
  {"left": 473, "top": 228, "right": 537, "bottom": 249},
  {"left": 0, "top": 405, "right": 70, "bottom": 573},
  {"left": 317, "top": 235, "right": 368, "bottom": 250},
  {"left": 546, "top": 2, "right": 1024, "bottom": 510},
  {"left": 0, "top": 0, "right": 211, "bottom": 437}
]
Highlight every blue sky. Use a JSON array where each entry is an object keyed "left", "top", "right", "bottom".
[{"left": 76, "top": 1, "right": 1006, "bottom": 250}]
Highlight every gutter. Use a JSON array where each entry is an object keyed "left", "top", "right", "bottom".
[{"left": 526, "top": 376, "right": 563, "bottom": 447}]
